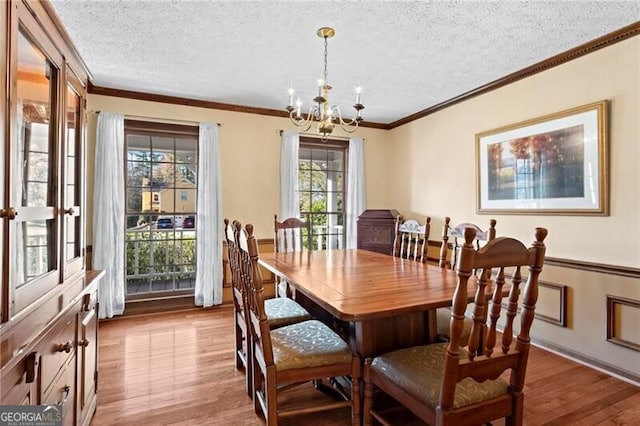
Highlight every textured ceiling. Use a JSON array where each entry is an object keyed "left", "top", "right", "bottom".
[{"left": 50, "top": 1, "right": 639, "bottom": 125}]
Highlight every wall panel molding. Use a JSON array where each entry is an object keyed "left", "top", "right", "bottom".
[
  {"left": 545, "top": 257, "right": 640, "bottom": 278},
  {"left": 535, "top": 281, "right": 568, "bottom": 327},
  {"left": 606, "top": 295, "right": 640, "bottom": 352}
]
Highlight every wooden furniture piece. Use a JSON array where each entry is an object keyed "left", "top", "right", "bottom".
[
  {"left": 393, "top": 216, "right": 431, "bottom": 262},
  {"left": 225, "top": 219, "right": 311, "bottom": 397},
  {"left": 274, "top": 214, "right": 312, "bottom": 297},
  {"left": 274, "top": 214, "right": 312, "bottom": 252},
  {"left": 437, "top": 218, "right": 497, "bottom": 344},
  {"left": 363, "top": 227, "right": 548, "bottom": 426},
  {"left": 240, "top": 222, "right": 361, "bottom": 425},
  {"left": 357, "top": 209, "right": 401, "bottom": 255},
  {"left": 0, "top": 3, "right": 102, "bottom": 425},
  {"left": 259, "top": 249, "right": 503, "bottom": 359},
  {"left": 439, "top": 217, "right": 497, "bottom": 269}
]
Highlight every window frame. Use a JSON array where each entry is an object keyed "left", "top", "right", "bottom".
[
  {"left": 298, "top": 136, "right": 349, "bottom": 251},
  {"left": 123, "top": 120, "right": 199, "bottom": 300}
]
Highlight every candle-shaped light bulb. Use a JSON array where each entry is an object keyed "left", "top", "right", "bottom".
[
  {"left": 355, "top": 86, "right": 362, "bottom": 105},
  {"left": 295, "top": 98, "right": 302, "bottom": 118},
  {"left": 288, "top": 86, "right": 295, "bottom": 107},
  {"left": 317, "top": 78, "right": 324, "bottom": 97}
]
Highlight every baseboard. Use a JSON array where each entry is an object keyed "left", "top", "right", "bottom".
[{"left": 530, "top": 336, "right": 640, "bottom": 387}]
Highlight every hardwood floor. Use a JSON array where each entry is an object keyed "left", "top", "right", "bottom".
[{"left": 92, "top": 306, "right": 639, "bottom": 426}]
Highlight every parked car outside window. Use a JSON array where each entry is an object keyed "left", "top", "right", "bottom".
[
  {"left": 156, "top": 217, "right": 174, "bottom": 229},
  {"left": 183, "top": 215, "right": 195, "bottom": 229}
]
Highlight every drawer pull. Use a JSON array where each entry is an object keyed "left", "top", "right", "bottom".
[
  {"left": 57, "top": 385, "right": 71, "bottom": 406},
  {"left": 78, "top": 338, "right": 90, "bottom": 347},
  {"left": 56, "top": 341, "right": 74, "bottom": 353}
]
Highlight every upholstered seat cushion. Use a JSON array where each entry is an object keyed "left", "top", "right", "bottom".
[
  {"left": 370, "top": 343, "right": 508, "bottom": 409},
  {"left": 265, "top": 297, "right": 311, "bottom": 328},
  {"left": 436, "top": 308, "right": 472, "bottom": 346},
  {"left": 271, "top": 320, "right": 352, "bottom": 371}
]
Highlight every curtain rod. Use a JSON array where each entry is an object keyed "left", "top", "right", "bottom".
[
  {"left": 90, "top": 110, "right": 221, "bottom": 127},
  {"left": 277, "top": 129, "right": 360, "bottom": 141}
]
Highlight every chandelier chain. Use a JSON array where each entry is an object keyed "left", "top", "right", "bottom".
[{"left": 323, "top": 35, "right": 328, "bottom": 84}]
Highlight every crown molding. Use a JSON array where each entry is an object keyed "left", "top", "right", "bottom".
[
  {"left": 389, "top": 21, "right": 640, "bottom": 129},
  {"left": 87, "top": 82, "right": 390, "bottom": 130}
]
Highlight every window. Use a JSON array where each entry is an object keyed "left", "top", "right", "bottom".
[
  {"left": 124, "top": 121, "right": 198, "bottom": 298},
  {"left": 298, "top": 137, "right": 347, "bottom": 250}
]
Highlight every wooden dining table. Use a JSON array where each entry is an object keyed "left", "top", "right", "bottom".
[{"left": 259, "top": 249, "right": 492, "bottom": 359}]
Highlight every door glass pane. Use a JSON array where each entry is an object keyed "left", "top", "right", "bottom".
[
  {"left": 65, "top": 85, "right": 81, "bottom": 261},
  {"left": 19, "top": 220, "right": 55, "bottom": 285},
  {"left": 14, "top": 29, "right": 58, "bottom": 288},
  {"left": 298, "top": 143, "right": 346, "bottom": 251},
  {"left": 125, "top": 126, "right": 198, "bottom": 297},
  {"left": 17, "top": 30, "right": 55, "bottom": 209}
]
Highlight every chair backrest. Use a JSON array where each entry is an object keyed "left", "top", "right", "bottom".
[
  {"left": 392, "top": 216, "right": 431, "bottom": 263},
  {"left": 274, "top": 214, "right": 312, "bottom": 252},
  {"left": 440, "top": 226, "right": 547, "bottom": 410},
  {"left": 224, "top": 218, "right": 245, "bottom": 314},
  {"left": 237, "top": 222, "right": 275, "bottom": 366},
  {"left": 438, "top": 217, "right": 497, "bottom": 269}
]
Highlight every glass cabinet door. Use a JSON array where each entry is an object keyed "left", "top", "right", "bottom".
[
  {"left": 62, "top": 79, "right": 85, "bottom": 278},
  {"left": 10, "top": 27, "right": 62, "bottom": 315}
]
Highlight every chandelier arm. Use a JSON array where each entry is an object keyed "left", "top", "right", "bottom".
[{"left": 289, "top": 105, "right": 317, "bottom": 132}]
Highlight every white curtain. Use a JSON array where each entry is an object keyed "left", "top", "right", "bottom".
[
  {"left": 278, "top": 131, "right": 300, "bottom": 251},
  {"left": 93, "top": 112, "right": 125, "bottom": 319},
  {"left": 346, "top": 137, "right": 366, "bottom": 249},
  {"left": 194, "top": 122, "right": 223, "bottom": 307}
]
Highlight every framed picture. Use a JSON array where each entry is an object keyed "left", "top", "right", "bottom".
[{"left": 476, "top": 100, "right": 608, "bottom": 215}]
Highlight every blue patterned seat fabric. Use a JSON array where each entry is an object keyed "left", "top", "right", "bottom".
[
  {"left": 271, "top": 319, "right": 352, "bottom": 371},
  {"left": 370, "top": 343, "right": 508, "bottom": 409},
  {"left": 264, "top": 297, "right": 312, "bottom": 328}
]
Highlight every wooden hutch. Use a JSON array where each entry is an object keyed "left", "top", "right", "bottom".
[
  {"left": 357, "top": 209, "right": 401, "bottom": 255},
  {"left": 0, "top": 2, "right": 102, "bottom": 425}
]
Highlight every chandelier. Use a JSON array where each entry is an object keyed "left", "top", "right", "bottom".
[{"left": 286, "top": 27, "right": 364, "bottom": 139}]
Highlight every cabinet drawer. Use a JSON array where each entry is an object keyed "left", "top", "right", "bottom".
[
  {"left": 42, "top": 357, "right": 75, "bottom": 426},
  {"left": 40, "top": 310, "right": 77, "bottom": 397}
]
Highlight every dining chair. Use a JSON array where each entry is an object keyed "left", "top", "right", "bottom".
[
  {"left": 239, "top": 221, "right": 361, "bottom": 425},
  {"left": 436, "top": 217, "right": 497, "bottom": 344},
  {"left": 224, "top": 219, "right": 311, "bottom": 397},
  {"left": 274, "top": 214, "right": 312, "bottom": 297},
  {"left": 363, "top": 226, "right": 548, "bottom": 426},
  {"left": 392, "top": 216, "right": 431, "bottom": 262}
]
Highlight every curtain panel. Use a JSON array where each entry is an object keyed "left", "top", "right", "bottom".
[
  {"left": 194, "top": 122, "right": 223, "bottom": 307},
  {"left": 278, "top": 131, "right": 301, "bottom": 251},
  {"left": 93, "top": 112, "right": 126, "bottom": 319},
  {"left": 346, "top": 137, "right": 366, "bottom": 249}
]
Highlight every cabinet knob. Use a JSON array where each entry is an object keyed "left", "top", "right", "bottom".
[
  {"left": 78, "top": 338, "right": 90, "bottom": 347},
  {"left": 56, "top": 340, "right": 74, "bottom": 353},
  {"left": 0, "top": 207, "right": 17, "bottom": 220},
  {"left": 64, "top": 207, "right": 75, "bottom": 216}
]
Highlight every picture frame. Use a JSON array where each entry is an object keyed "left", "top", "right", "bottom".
[{"left": 476, "top": 100, "right": 608, "bottom": 215}]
